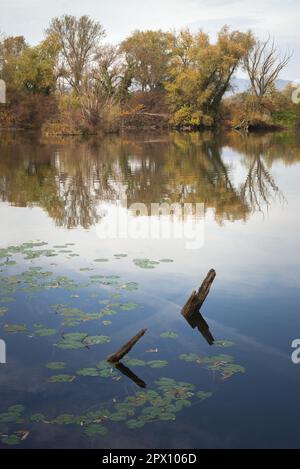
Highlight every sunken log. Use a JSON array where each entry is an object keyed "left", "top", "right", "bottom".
[
  {"left": 181, "top": 269, "right": 216, "bottom": 345},
  {"left": 107, "top": 329, "right": 147, "bottom": 363}
]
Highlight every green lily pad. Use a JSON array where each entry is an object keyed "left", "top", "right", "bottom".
[
  {"left": 196, "top": 391, "right": 213, "bottom": 400},
  {"left": 77, "top": 368, "right": 100, "bottom": 377},
  {"left": 102, "top": 320, "right": 112, "bottom": 326},
  {"left": 4, "top": 260, "right": 17, "bottom": 266},
  {"left": 84, "top": 424, "right": 108, "bottom": 437},
  {"left": 46, "top": 362, "right": 66, "bottom": 370},
  {"left": 55, "top": 333, "right": 88, "bottom": 350},
  {"left": 0, "top": 297, "right": 15, "bottom": 303},
  {"left": 0, "top": 405, "right": 24, "bottom": 423},
  {"left": 160, "top": 331, "right": 178, "bottom": 339},
  {"left": 126, "top": 419, "right": 145, "bottom": 429},
  {"left": 83, "top": 335, "right": 110, "bottom": 346},
  {"left": 0, "top": 306, "right": 8, "bottom": 317},
  {"left": 48, "top": 374, "right": 76, "bottom": 383},
  {"left": 133, "top": 258, "right": 160, "bottom": 269},
  {"left": 52, "top": 414, "right": 78, "bottom": 425},
  {"left": 119, "top": 302, "right": 138, "bottom": 311},
  {"left": 1, "top": 434, "right": 22, "bottom": 445},
  {"left": 3, "top": 324, "right": 27, "bottom": 333},
  {"left": 215, "top": 340, "right": 234, "bottom": 348},
  {"left": 147, "top": 360, "right": 168, "bottom": 368},
  {"left": 30, "top": 413, "right": 47, "bottom": 422},
  {"left": 34, "top": 326, "right": 57, "bottom": 337},
  {"left": 126, "top": 359, "right": 146, "bottom": 367},
  {"left": 118, "top": 282, "right": 139, "bottom": 291}
]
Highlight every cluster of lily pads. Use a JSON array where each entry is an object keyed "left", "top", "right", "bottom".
[
  {"left": 0, "top": 241, "right": 245, "bottom": 447},
  {"left": 179, "top": 352, "right": 245, "bottom": 379},
  {"left": 0, "top": 405, "right": 29, "bottom": 446},
  {"left": 0, "top": 377, "right": 214, "bottom": 444},
  {"left": 0, "top": 241, "right": 144, "bottom": 341},
  {"left": 133, "top": 258, "right": 174, "bottom": 269},
  {"left": 0, "top": 347, "right": 245, "bottom": 445}
]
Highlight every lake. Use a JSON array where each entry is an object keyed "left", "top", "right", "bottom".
[{"left": 0, "top": 129, "right": 300, "bottom": 448}]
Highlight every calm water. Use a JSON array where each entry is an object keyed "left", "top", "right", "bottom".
[{"left": 0, "top": 130, "right": 300, "bottom": 448}]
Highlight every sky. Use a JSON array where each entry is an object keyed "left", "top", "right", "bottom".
[{"left": 0, "top": 0, "right": 299, "bottom": 79}]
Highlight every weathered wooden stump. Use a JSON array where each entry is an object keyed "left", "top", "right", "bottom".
[
  {"left": 181, "top": 269, "right": 216, "bottom": 345},
  {"left": 107, "top": 329, "right": 147, "bottom": 363}
]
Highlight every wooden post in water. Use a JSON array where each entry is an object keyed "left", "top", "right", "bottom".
[
  {"left": 107, "top": 329, "right": 147, "bottom": 363},
  {"left": 181, "top": 269, "right": 216, "bottom": 345}
]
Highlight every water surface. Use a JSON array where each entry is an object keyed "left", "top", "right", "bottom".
[{"left": 0, "top": 130, "right": 300, "bottom": 448}]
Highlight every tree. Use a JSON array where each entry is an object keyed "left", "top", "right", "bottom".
[
  {"left": 15, "top": 36, "right": 60, "bottom": 94},
  {"left": 120, "top": 30, "right": 172, "bottom": 91},
  {"left": 93, "top": 44, "right": 121, "bottom": 98},
  {"left": 244, "top": 37, "right": 291, "bottom": 104},
  {"left": 166, "top": 27, "right": 254, "bottom": 128},
  {"left": 0, "top": 36, "right": 28, "bottom": 86},
  {"left": 46, "top": 15, "right": 105, "bottom": 92}
]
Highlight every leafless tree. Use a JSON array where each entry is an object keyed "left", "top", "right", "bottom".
[
  {"left": 46, "top": 15, "right": 105, "bottom": 93},
  {"left": 93, "top": 44, "right": 122, "bottom": 97},
  {"left": 244, "top": 37, "right": 292, "bottom": 101},
  {"left": 241, "top": 154, "right": 284, "bottom": 213}
]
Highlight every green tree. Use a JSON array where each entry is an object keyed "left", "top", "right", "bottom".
[
  {"left": 120, "top": 30, "right": 172, "bottom": 91},
  {"left": 0, "top": 36, "right": 28, "bottom": 87},
  {"left": 15, "top": 36, "right": 60, "bottom": 94},
  {"left": 166, "top": 27, "right": 254, "bottom": 128}
]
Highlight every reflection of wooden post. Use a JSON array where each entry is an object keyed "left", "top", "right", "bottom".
[
  {"left": 115, "top": 363, "right": 146, "bottom": 388},
  {"left": 107, "top": 329, "right": 147, "bottom": 363},
  {"left": 181, "top": 269, "right": 216, "bottom": 345}
]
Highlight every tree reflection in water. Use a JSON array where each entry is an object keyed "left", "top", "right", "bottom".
[{"left": 0, "top": 130, "right": 298, "bottom": 229}]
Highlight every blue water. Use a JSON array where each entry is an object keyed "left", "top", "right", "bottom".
[{"left": 0, "top": 130, "right": 300, "bottom": 448}]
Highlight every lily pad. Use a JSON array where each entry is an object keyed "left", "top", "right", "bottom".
[
  {"left": 77, "top": 368, "right": 100, "bottom": 377},
  {"left": 3, "top": 324, "right": 27, "bottom": 333},
  {"left": 147, "top": 360, "right": 168, "bottom": 368},
  {"left": 1, "top": 434, "right": 22, "bottom": 445},
  {"left": 48, "top": 374, "right": 76, "bottom": 383},
  {"left": 160, "top": 331, "right": 178, "bottom": 339},
  {"left": 46, "top": 362, "right": 66, "bottom": 370},
  {"left": 84, "top": 424, "right": 108, "bottom": 437},
  {"left": 118, "top": 282, "right": 139, "bottom": 291},
  {"left": 196, "top": 391, "right": 213, "bottom": 400},
  {"left": 133, "top": 258, "right": 160, "bottom": 269},
  {"left": 119, "top": 302, "right": 138, "bottom": 311},
  {"left": 0, "top": 306, "right": 8, "bottom": 317},
  {"left": 34, "top": 326, "right": 57, "bottom": 337},
  {"left": 83, "top": 335, "right": 110, "bottom": 346},
  {"left": 126, "top": 359, "right": 146, "bottom": 367},
  {"left": 215, "top": 340, "right": 234, "bottom": 348}
]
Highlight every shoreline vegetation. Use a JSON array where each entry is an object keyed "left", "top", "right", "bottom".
[{"left": 0, "top": 15, "right": 299, "bottom": 136}]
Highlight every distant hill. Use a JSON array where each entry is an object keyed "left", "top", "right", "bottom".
[{"left": 228, "top": 77, "right": 291, "bottom": 95}]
